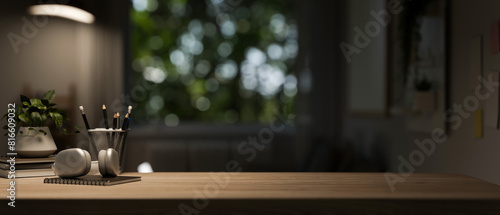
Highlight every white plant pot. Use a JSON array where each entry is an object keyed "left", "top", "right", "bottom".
[
  {"left": 412, "top": 91, "right": 435, "bottom": 111},
  {"left": 15, "top": 127, "right": 57, "bottom": 157}
]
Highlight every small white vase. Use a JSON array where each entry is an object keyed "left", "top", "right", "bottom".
[{"left": 15, "top": 127, "right": 57, "bottom": 157}]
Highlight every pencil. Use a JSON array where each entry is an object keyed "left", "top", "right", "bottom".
[
  {"left": 118, "top": 112, "right": 130, "bottom": 160},
  {"left": 103, "top": 104, "right": 112, "bottom": 147},
  {"left": 112, "top": 112, "right": 117, "bottom": 130},
  {"left": 121, "top": 113, "right": 129, "bottom": 130},
  {"left": 116, "top": 112, "right": 120, "bottom": 130},
  {"left": 125, "top": 113, "right": 131, "bottom": 130},
  {"left": 115, "top": 107, "right": 132, "bottom": 164},
  {"left": 111, "top": 113, "right": 117, "bottom": 147},
  {"left": 103, "top": 104, "right": 109, "bottom": 129}
]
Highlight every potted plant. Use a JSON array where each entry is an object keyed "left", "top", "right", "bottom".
[
  {"left": 412, "top": 77, "right": 435, "bottom": 111},
  {"left": 3, "top": 90, "right": 71, "bottom": 157}
]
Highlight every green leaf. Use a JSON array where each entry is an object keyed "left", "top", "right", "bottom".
[
  {"left": 41, "top": 99, "right": 50, "bottom": 107},
  {"left": 18, "top": 114, "right": 29, "bottom": 124},
  {"left": 50, "top": 112, "right": 63, "bottom": 128},
  {"left": 42, "top": 90, "right": 55, "bottom": 102},
  {"left": 9, "top": 90, "right": 71, "bottom": 134},
  {"left": 38, "top": 129, "right": 47, "bottom": 135},
  {"left": 20, "top": 95, "right": 30, "bottom": 105},
  {"left": 28, "top": 106, "right": 39, "bottom": 112},
  {"left": 40, "top": 113, "right": 48, "bottom": 125},
  {"left": 28, "top": 127, "right": 35, "bottom": 131},
  {"left": 30, "top": 99, "right": 42, "bottom": 107},
  {"left": 31, "top": 112, "right": 42, "bottom": 125}
]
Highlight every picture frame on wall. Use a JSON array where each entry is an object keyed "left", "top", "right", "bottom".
[{"left": 389, "top": 0, "right": 449, "bottom": 133}]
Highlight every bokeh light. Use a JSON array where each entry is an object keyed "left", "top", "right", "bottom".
[{"left": 131, "top": 0, "right": 298, "bottom": 124}]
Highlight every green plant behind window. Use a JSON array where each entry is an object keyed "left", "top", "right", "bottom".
[{"left": 130, "top": 0, "right": 298, "bottom": 125}]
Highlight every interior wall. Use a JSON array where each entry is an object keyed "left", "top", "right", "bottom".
[
  {"left": 0, "top": 3, "right": 92, "bottom": 154},
  {"left": 343, "top": 0, "right": 500, "bottom": 185},
  {"left": 0, "top": 1, "right": 125, "bottom": 155}
]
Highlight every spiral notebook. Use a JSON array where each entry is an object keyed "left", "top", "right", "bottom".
[{"left": 44, "top": 175, "right": 141, "bottom": 186}]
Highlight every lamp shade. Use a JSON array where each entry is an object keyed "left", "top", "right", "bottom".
[{"left": 28, "top": 4, "right": 95, "bottom": 24}]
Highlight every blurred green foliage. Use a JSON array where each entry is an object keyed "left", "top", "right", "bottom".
[{"left": 130, "top": 0, "right": 298, "bottom": 125}]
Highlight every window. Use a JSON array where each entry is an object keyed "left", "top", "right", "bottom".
[{"left": 129, "top": 0, "right": 298, "bottom": 126}]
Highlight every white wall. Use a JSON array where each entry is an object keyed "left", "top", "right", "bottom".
[
  {"left": 343, "top": 0, "right": 500, "bottom": 185},
  {"left": 346, "top": 0, "right": 388, "bottom": 115},
  {"left": 0, "top": 2, "right": 124, "bottom": 155},
  {"left": 420, "top": 0, "right": 500, "bottom": 184}
]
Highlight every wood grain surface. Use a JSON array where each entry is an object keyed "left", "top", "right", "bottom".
[{"left": 1, "top": 172, "right": 500, "bottom": 214}]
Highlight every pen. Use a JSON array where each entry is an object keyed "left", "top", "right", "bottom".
[
  {"left": 126, "top": 106, "right": 132, "bottom": 129},
  {"left": 79, "top": 106, "right": 90, "bottom": 130},
  {"left": 79, "top": 105, "right": 97, "bottom": 159}
]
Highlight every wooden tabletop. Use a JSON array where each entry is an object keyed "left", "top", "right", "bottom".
[
  {"left": 2, "top": 172, "right": 500, "bottom": 214},
  {"left": 1, "top": 172, "right": 499, "bottom": 200}
]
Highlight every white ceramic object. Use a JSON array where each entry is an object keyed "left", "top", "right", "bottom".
[{"left": 15, "top": 127, "right": 57, "bottom": 157}]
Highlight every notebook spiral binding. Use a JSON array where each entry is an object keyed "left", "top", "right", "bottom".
[{"left": 44, "top": 177, "right": 108, "bottom": 186}]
